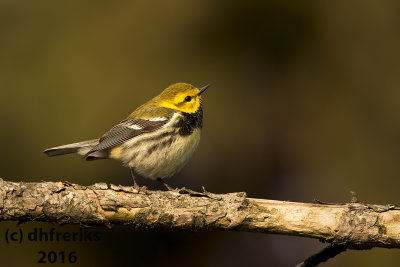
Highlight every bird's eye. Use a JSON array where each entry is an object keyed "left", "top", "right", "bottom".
[{"left": 184, "top": 96, "right": 192, "bottom": 102}]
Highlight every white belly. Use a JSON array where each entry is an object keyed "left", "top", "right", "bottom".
[{"left": 116, "top": 128, "right": 201, "bottom": 179}]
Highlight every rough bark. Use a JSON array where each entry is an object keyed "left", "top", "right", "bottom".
[{"left": 0, "top": 178, "right": 399, "bottom": 250}]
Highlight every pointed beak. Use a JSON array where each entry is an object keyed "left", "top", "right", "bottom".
[{"left": 197, "top": 84, "right": 211, "bottom": 96}]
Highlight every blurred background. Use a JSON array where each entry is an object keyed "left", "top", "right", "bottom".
[{"left": 1, "top": 0, "right": 400, "bottom": 266}]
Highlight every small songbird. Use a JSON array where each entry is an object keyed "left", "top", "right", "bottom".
[{"left": 44, "top": 82, "right": 210, "bottom": 190}]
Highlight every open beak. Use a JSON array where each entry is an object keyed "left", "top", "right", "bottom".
[{"left": 197, "top": 84, "right": 211, "bottom": 96}]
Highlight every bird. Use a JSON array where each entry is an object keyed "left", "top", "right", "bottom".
[{"left": 44, "top": 82, "right": 210, "bottom": 190}]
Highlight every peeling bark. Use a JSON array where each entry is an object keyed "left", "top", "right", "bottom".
[{"left": 0, "top": 178, "right": 399, "bottom": 250}]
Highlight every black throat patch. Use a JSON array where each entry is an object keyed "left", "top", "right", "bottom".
[{"left": 176, "top": 105, "right": 203, "bottom": 136}]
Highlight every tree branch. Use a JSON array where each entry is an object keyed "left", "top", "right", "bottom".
[
  {"left": 296, "top": 244, "right": 347, "bottom": 267},
  {"left": 1, "top": 178, "right": 399, "bottom": 252}
]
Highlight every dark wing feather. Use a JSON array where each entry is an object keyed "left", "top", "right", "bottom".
[{"left": 84, "top": 111, "right": 173, "bottom": 157}]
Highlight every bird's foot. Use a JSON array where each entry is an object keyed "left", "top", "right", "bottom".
[
  {"left": 178, "top": 186, "right": 222, "bottom": 200},
  {"left": 133, "top": 180, "right": 140, "bottom": 192},
  {"left": 157, "top": 178, "right": 175, "bottom": 191}
]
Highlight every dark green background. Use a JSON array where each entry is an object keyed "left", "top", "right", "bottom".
[{"left": 1, "top": 1, "right": 400, "bottom": 266}]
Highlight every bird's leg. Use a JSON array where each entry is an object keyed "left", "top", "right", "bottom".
[
  {"left": 130, "top": 167, "right": 140, "bottom": 191},
  {"left": 157, "top": 178, "right": 174, "bottom": 191}
]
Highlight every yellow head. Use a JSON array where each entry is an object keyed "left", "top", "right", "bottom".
[{"left": 156, "top": 82, "right": 210, "bottom": 113}]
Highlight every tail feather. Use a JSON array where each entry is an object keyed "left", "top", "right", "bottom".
[{"left": 43, "top": 139, "right": 99, "bottom": 157}]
